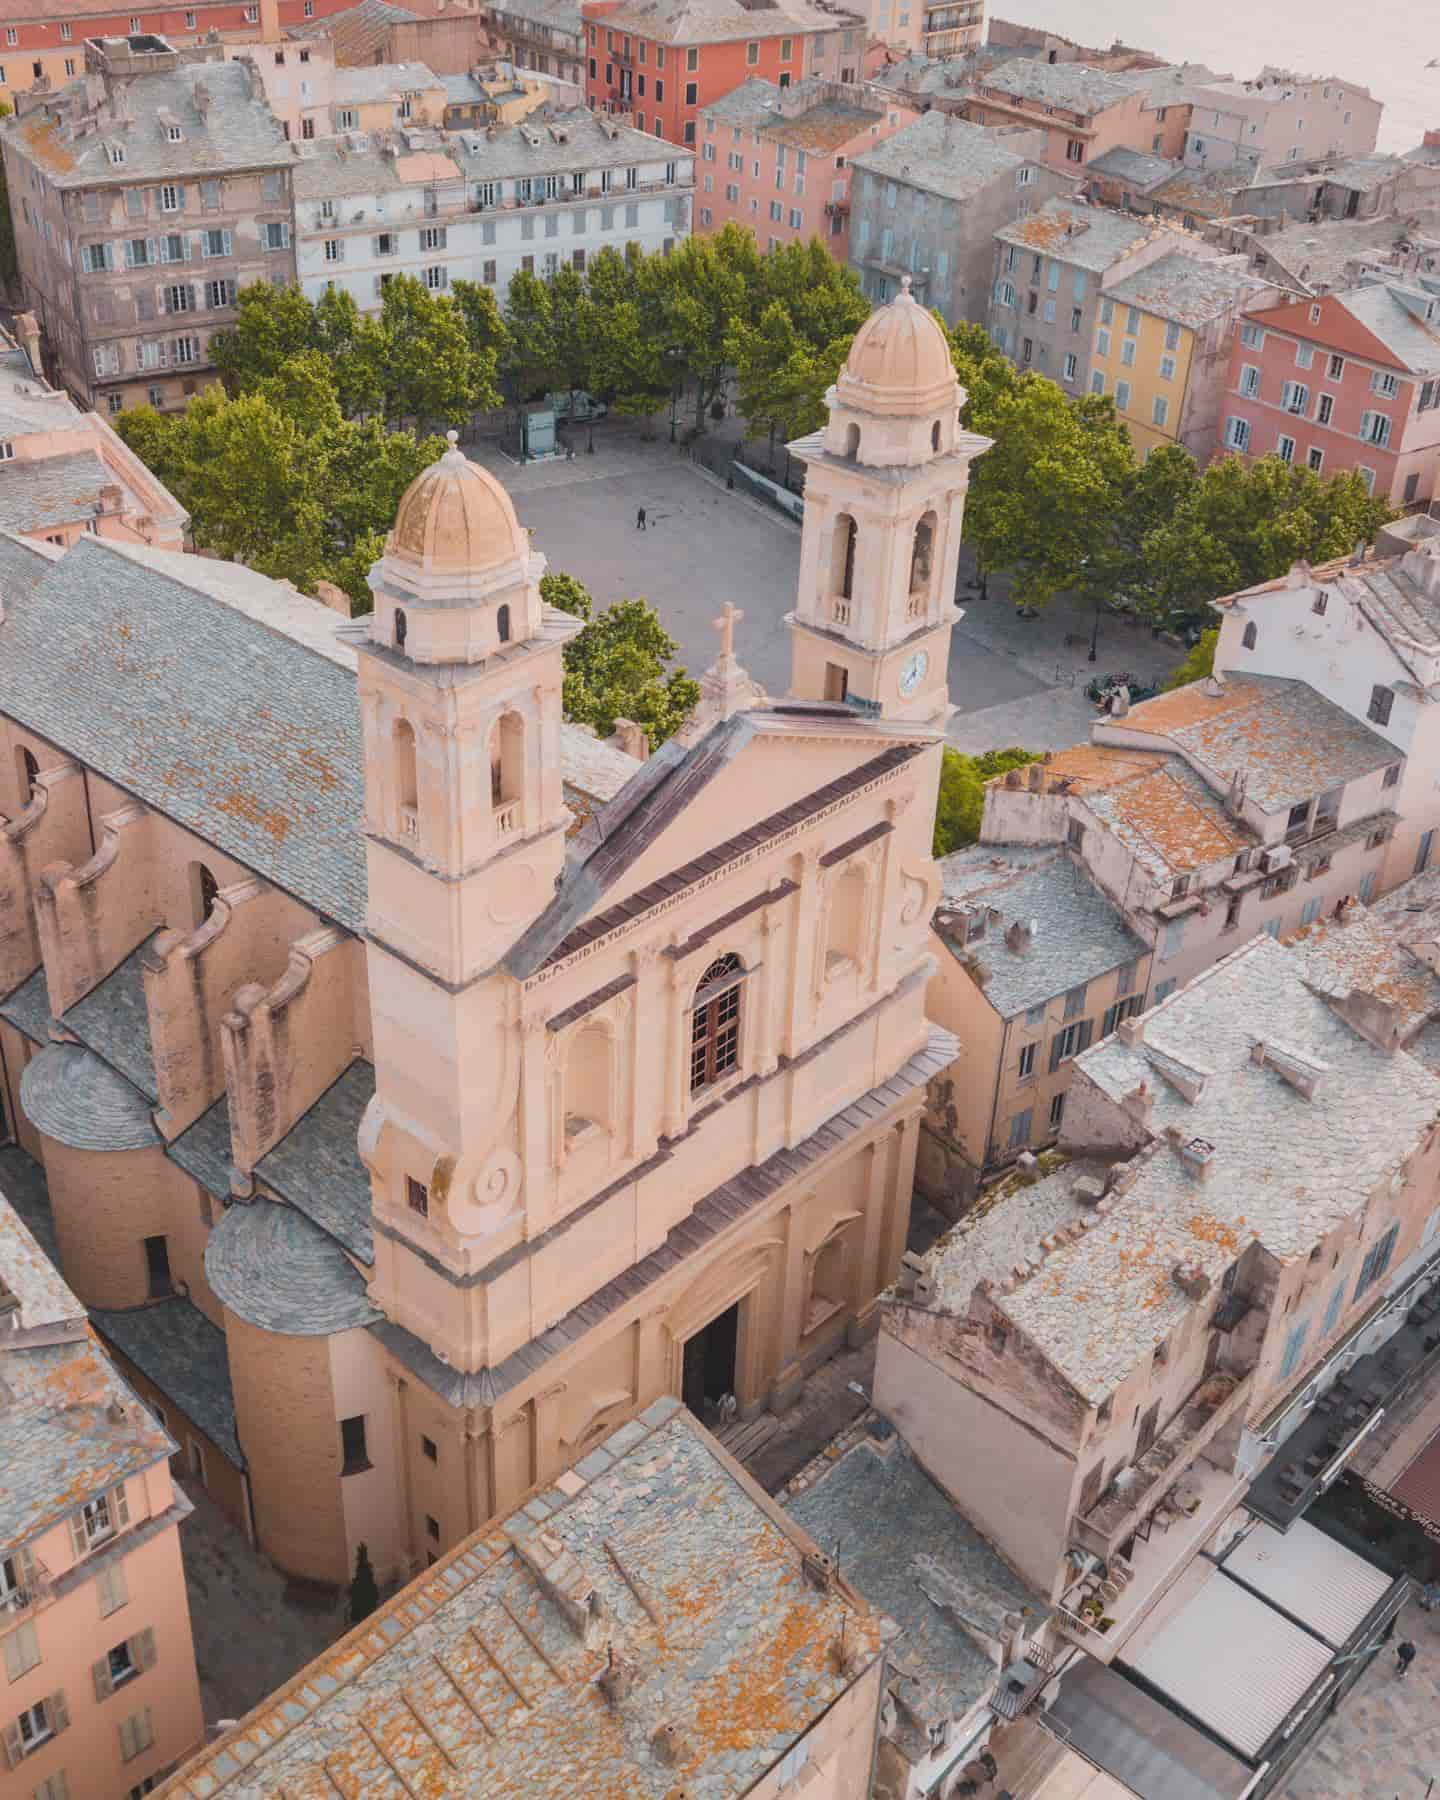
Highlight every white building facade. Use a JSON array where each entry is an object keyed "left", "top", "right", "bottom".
[{"left": 293, "top": 111, "right": 693, "bottom": 311}]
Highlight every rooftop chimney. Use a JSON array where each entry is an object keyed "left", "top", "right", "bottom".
[
  {"left": 1004, "top": 919, "right": 1033, "bottom": 953},
  {"left": 1175, "top": 1136, "right": 1216, "bottom": 1180}
]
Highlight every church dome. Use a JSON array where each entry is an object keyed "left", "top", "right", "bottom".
[
  {"left": 389, "top": 431, "right": 526, "bottom": 576},
  {"left": 837, "top": 277, "right": 957, "bottom": 415}
]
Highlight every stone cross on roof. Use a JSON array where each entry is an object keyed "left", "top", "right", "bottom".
[{"left": 714, "top": 600, "right": 743, "bottom": 663}]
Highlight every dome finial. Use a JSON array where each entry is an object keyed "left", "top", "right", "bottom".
[
  {"left": 445, "top": 428, "right": 460, "bottom": 452},
  {"left": 899, "top": 274, "right": 913, "bottom": 300}
]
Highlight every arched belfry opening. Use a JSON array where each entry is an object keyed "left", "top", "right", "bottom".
[
  {"left": 844, "top": 423, "right": 861, "bottom": 461},
  {"left": 909, "top": 512, "right": 937, "bottom": 610},
  {"left": 490, "top": 711, "right": 524, "bottom": 832},
  {"left": 394, "top": 718, "right": 418, "bottom": 824},
  {"left": 832, "top": 514, "right": 858, "bottom": 604}
]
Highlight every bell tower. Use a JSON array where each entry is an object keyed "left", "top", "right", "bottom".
[
  {"left": 356, "top": 431, "right": 582, "bottom": 987},
  {"left": 788, "top": 278, "right": 991, "bottom": 724}
]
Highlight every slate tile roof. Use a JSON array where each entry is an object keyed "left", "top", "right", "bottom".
[
  {"left": 934, "top": 847, "right": 1147, "bottom": 1018},
  {"left": 0, "top": 530, "right": 54, "bottom": 603},
  {"left": 254, "top": 1060, "right": 377, "bottom": 1266},
  {"left": 0, "top": 450, "right": 112, "bottom": 536},
  {"left": 300, "top": 0, "right": 419, "bottom": 56},
  {"left": 2, "top": 58, "right": 291, "bottom": 187},
  {"left": 0, "top": 1186, "right": 174, "bottom": 1553},
  {"left": 19, "top": 1044, "right": 161, "bottom": 1152},
  {"left": 1085, "top": 145, "right": 1181, "bottom": 191},
  {"left": 63, "top": 938, "right": 159, "bottom": 1103},
  {"left": 92, "top": 1296, "right": 243, "bottom": 1466},
  {"left": 0, "top": 967, "right": 54, "bottom": 1046},
  {"left": 920, "top": 1154, "right": 1113, "bottom": 1312},
  {"left": 1332, "top": 282, "right": 1440, "bottom": 374},
  {"left": 1289, "top": 865, "right": 1440, "bottom": 1040},
  {"left": 165, "top": 1094, "right": 235, "bottom": 1202},
  {"left": 332, "top": 60, "right": 442, "bottom": 104},
  {"left": 979, "top": 57, "right": 1137, "bottom": 117},
  {"left": 1102, "top": 251, "right": 1271, "bottom": 328},
  {"left": 786, "top": 1434, "right": 1046, "bottom": 1746},
  {"left": 850, "top": 112, "right": 1030, "bottom": 203},
  {"left": 205, "top": 1200, "right": 383, "bottom": 1338},
  {"left": 995, "top": 198, "right": 1175, "bottom": 272},
  {"left": 580, "top": 0, "right": 846, "bottom": 46},
  {"left": 1071, "top": 750, "right": 1255, "bottom": 878},
  {"left": 161, "top": 1400, "right": 882, "bottom": 1800},
  {"left": 0, "top": 534, "right": 370, "bottom": 932},
  {"left": 375, "top": 1027, "right": 957, "bottom": 1407},
  {"left": 1005, "top": 934, "right": 1440, "bottom": 1402},
  {"left": 1114, "top": 674, "right": 1397, "bottom": 814}
]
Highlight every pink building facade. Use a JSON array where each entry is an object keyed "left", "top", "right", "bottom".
[
  {"left": 1220, "top": 283, "right": 1440, "bottom": 508},
  {"left": 697, "top": 76, "right": 916, "bottom": 257}
]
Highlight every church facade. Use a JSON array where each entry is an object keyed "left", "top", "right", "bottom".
[{"left": 0, "top": 282, "right": 986, "bottom": 1588}]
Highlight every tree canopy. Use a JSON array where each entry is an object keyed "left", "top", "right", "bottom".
[
  {"left": 541, "top": 572, "right": 699, "bottom": 749},
  {"left": 943, "top": 317, "right": 1395, "bottom": 622}
]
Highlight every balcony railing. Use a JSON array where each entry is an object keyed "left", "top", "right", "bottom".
[
  {"left": 1075, "top": 1366, "right": 1254, "bottom": 1557},
  {"left": 831, "top": 597, "right": 852, "bottom": 626},
  {"left": 398, "top": 805, "right": 419, "bottom": 841},
  {"left": 493, "top": 801, "right": 520, "bottom": 837},
  {"left": 991, "top": 1641, "right": 1058, "bottom": 1719},
  {"left": 0, "top": 1561, "right": 54, "bottom": 1633}
]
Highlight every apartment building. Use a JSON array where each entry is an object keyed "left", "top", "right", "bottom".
[
  {"left": 331, "top": 59, "right": 446, "bottom": 132},
  {"left": 850, "top": 112, "right": 1073, "bottom": 322},
  {"left": 1221, "top": 282, "right": 1440, "bottom": 508},
  {"left": 0, "top": 1186, "right": 204, "bottom": 1799},
  {"left": 482, "top": 0, "right": 584, "bottom": 84},
  {"left": 696, "top": 76, "right": 916, "bottom": 258},
  {"left": 1088, "top": 251, "right": 1277, "bottom": 458},
  {"left": 919, "top": 842, "right": 1151, "bottom": 1206},
  {"left": 964, "top": 57, "right": 1159, "bottom": 177},
  {"left": 881, "top": 930, "right": 1420, "bottom": 1794},
  {"left": 918, "top": 0, "right": 983, "bottom": 59},
  {"left": 0, "top": 36, "right": 296, "bottom": 415},
  {"left": 987, "top": 197, "right": 1216, "bottom": 390},
  {"left": 1182, "top": 68, "right": 1382, "bottom": 174},
  {"left": 293, "top": 110, "right": 692, "bottom": 312},
  {"left": 220, "top": 28, "right": 334, "bottom": 140},
  {"left": 1208, "top": 530, "right": 1440, "bottom": 892},
  {"left": 0, "top": 0, "right": 350, "bottom": 111},
  {"left": 0, "top": 316, "right": 188, "bottom": 549},
  {"left": 581, "top": 0, "right": 866, "bottom": 150}
]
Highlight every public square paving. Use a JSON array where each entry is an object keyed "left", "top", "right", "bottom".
[
  {"left": 469, "top": 431, "right": 1185, "bottom": 754},
  {"left": 1279, "top": 1595, "right": 1440, "bottom": 1799}
]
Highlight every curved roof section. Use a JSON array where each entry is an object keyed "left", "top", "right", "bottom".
[
  {"left": 837, "top": 280, "right": 957, "bottom": 415},
  {"left": 205, "top": 1200, "right": 383, "bottom": 1337},
  {"left": 19, "top": 1043, "right": 159, "bottom": 1152},
  {"left": 389, "top": 433, "right": 526, "bottom": 578}
]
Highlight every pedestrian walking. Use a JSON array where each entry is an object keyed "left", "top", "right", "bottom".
[
  {"left": 1397, "top": 1639, "right": 1417, "bottom": 1678},
  {"left": 636, "top": 506, "right": 647, "bottom": 531}
]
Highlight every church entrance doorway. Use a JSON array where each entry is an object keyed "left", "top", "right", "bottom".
[{"left": 682, "top": 1301, "right": 739, "bottom": 1421}]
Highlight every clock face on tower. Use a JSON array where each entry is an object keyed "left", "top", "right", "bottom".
[{"left": 899, "top": 649, "right": 930, "bottom": 697}]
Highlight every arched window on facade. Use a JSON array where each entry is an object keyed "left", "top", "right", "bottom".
[
  {"left": 497, "top": 602, "right": 512, "bottom": 645},
  {"left": 191, "top": 862, "right": 220, "bottom": 926},
  {"left": 394, "top": 719, "right": 419, "bottom": 841},
  {"left": 1242, "top": 622, "right": 1257, "bottom": 650},
  {"left": 825, "top": 865, "right": 868, "bottom": 978},
  {"left": 394, "top": 607, "right": 408, "bottom": 652},
  {"left": 832, "top": 514, "right": 858, "bottom": 606},
  {"left": 931, "top": 420, "right": 942, "bottom": 452},
  {"left": 844, "top": 423, "right": 861, "bottom": 461},
  {"left": 490, "top": 711, "right": 524, "bottom": 832},
  {"left": 565, "top": 1023, "right": 612, "bottom": 1145},
  {"left": 690, "top": 953, "right": 743, "bottom": 1094},
  {"left": 17, "top": 747, "right": 40, "bottom": 805},
  {"left": 909, "top": 512, "right": 937, "bottom": 609}
]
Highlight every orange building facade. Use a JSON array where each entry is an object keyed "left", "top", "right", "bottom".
[{"left": 582, "top": 0, "right": 865, "bottom": 148}]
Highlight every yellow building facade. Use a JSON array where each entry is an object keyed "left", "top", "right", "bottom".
[{"left": 1088, "top": 252, "right": 1275, "bottom": 463}]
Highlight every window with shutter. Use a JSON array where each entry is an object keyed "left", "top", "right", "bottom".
[
  {"left": 1136, "top": 1399, "right": 1161, "bottom": 1455},
  {"left": 1077, "top": 1459, "right": 1106, "bottom": 1515},
  {"left": 133, "top": 1627, "right": 157, "bottom": 1672},
  {"left": 1, "top": 1720, "right": 22, "bottom": 1767},
  {"left": 96, "top": 1558, "right": 129, "bottom": 1616},
  {"left": 2, "top": 1621, "right": 40, "bottom": 1682},
  {"left": 112, "top": 1485, "right": 129, "bottom": 1528},
  {"left": 48, "top": 1691, "right": 69, "bottom": 1735}
]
